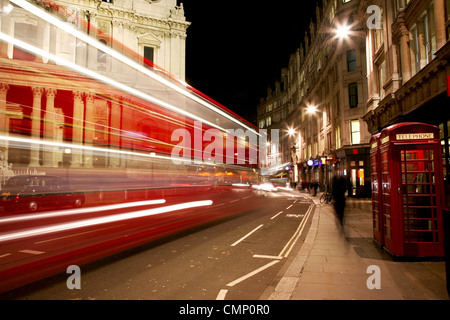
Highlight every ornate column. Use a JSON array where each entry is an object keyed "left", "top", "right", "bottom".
[
  {"left": 43, "top": 88, "right": 57, "bottom": 167},
  {"left": 0, "top": 83, "right": 9, "bottom": 164},
  {"left": 393, "top": 9, "right": 412, "bottom": 84},
  {"left": 399, "top": 25, "right": 412, "bottom": 83},
  {"left": 84, "top": 92, "right": 95, "bottom": 167},
  {"left": 109, "top": 97, "right": 121, "bottom": 167},
  {"left": 72, "top": 91, "right": 85, "bottom": 167},
  {"left": 434, "top": 0, "right": 447, "bottom": 51},
  {"left": 29, "top": 87, "right": 43, "bottom": 167},
  {"left": 0, "top": 83, "right": 9, "bottom": 134}
]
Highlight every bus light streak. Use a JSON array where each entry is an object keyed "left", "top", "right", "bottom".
[
  {"left": 0, "top": 32, "right": 228, "bottom": 133},
  {"left": 10, "top": 0, "right": 259, "bottom": 136},
  {"left": 0, "top": 199, "right": 167, "bottom": 224},
  {"left": 0, "top": 200, "right": 213, "bottom": 243}
]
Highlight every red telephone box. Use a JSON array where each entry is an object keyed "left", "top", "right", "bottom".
[
  {"left": 378, "top": 123, "right": 445, "bottom": 257},
  {"left": 370, "top": 133, "right": 383, "bottom": 247}
]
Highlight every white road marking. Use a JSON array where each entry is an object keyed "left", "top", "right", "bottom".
[
  {"left": 226, "top": 260, "right": 280, "bottom": 287},
  {"left": 278, "top": 205, "right": 314, "bottom": 258},
  {"left": 286, "top": 204, "right": 293, "bottom": 210},
  {"left": 231, "top": 224, "right": 264, "bottom": 247},
  {"left": 270, "top": 211, "right": 283, "bottom": 220},
  {"left": 286, "top": 214, "right": 304, "bottom": 218},
  {"left": 253, "top": 254, "right": 283, "bottom": 260},
  {"left": 0, "top": 253, "right": 11, "bottom": 259},
  {"left": 230, "top": 199, "right": 240, "bottom": 203},
  {"left": 216, "top": 289, "right": 228, "bottom": 300}
]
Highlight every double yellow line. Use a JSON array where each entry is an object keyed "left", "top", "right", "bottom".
[{"left": 278, "top": 204, "right": 314, "bottom": 258}]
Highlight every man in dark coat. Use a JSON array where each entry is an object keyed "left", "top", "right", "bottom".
[{"left": 332, "top": 175, "right": 347, "bottom": 226}]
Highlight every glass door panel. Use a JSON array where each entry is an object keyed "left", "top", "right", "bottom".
[{"left": 400, "top": 149, "right": 438, "bottom": 243}]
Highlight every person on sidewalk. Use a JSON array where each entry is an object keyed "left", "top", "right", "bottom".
[
  {"left": 311, "top": 180, "right": 318, "bottom": 196},
  {"left": 332, "top": 174, "right": 347, "bottom": 228}
]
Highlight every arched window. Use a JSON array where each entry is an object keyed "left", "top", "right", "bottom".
[
  {"left": 95, "top": 121, "right": 105, "bottom": 141},
  {"left": 97, "top": 39, "right": 107, "bottom": 63}
]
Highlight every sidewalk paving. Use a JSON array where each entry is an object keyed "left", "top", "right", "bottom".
[{"left": 268, "top": 192, "right": 449, "bottom": 300}]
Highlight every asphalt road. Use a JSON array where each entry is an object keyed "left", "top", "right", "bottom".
[{"left": 0, "top": 188, "right": 315, "bottom": 300}]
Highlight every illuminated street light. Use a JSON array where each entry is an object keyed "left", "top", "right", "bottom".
[
  {"left": 306, "top": 105, "right": 318, "bottom": 114},
  {"left": 335, "top": 24, "right": 351, "bottom": 39},
  {"left": 334, "top": 24, "right": 351, "bottom": 40},
  {"left": 288, "top": 128, "right": 296, "bottom": 136}
]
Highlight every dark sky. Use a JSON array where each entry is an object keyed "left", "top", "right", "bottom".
[{"left": 181, "top": 1, "right": 319, "bottom": 125}]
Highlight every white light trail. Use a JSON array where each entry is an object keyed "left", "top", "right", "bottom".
[
  {"left": 0, "top": 133, "right": 188, "bottom": 164},
  {"left": 0, "top": 200, "right": 213, "bottom": 243},
  {"left": 10, "top": 0, "right": 259, "bottom": 136},
  {"left": 0, "top": 199, "right": 167, "bottom": 223},
  {"left": 0, "top": 32, "right": 228, "bottom": 133}
]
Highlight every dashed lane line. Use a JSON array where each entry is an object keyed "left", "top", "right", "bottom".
[
  {"left": 231, "top": 224, "right": 264, "bottom": 247},
  {"left": 253, "top": 254, "right": 283, "bottom": 260},
  {"left": 270, "top": 211, "right": 283, "bottom": 220},
  {"left": 226, "top": 260, "right": 280, "bottom": 287}
]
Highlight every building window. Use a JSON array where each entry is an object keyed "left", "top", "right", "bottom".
[
  {"left": 347, "top": 50, "right": 357, "bottom": 72},
  {"left": 335, "top": 126, "right": 341, "bottom": 149},
  {"left": 409, "top": 7, "right": 437, "bottom": 76},
  {"left": 98, "top": 39, "right": 107, "bottom": 64},
  {"left": 259, "top": 120, "right": 265, "bottom": 129},
  {"left": 348, "top": 82, "right": 358, "bottom": 108},
  {"left": 14, "top": 23, "right": 37, "bottom": 61},
  {"left": 327, "top": 132, "right": 332, "bottom": 152},
  {"left": 378, "top": 60, "right": 386, "bottom": 99},
  {"left": 410, "top": 25, "right": 419, "bottom": 75},
  {"left": 326, "top": 104, "right": 331, "bottom": 124},
  {"left": 351, "top": 120, "right": 361, "bottom": 145},
  {"left": 374, "top": 8, "right": 384, "bottom": 52},
  {"left": 144, "top": 46, "right": 154, "bottom": 64},
  {"left": 446, "top": 0, "right": 450, "bottom": 40},
  {"left": 335, "top": 91, "right": 341, "bottom": 115},
  {"left": 95, "top": 121, "right": 105, "bottom": 141}
]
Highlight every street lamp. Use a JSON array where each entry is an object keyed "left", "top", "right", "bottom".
[
  {"left": 306, "top": 105, "right": 318, "bottom": 114},
  {"left": 335, "top": 24, "right": 351, "bottom": 39},
  {"left": 288, "top": 128, "right": 296, "bottom": 136}
]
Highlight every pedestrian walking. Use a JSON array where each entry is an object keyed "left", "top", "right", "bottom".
[{"left": 332, "top": 174, "right": 347, "bottom": 228}]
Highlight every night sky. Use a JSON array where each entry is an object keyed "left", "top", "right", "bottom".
[{"left": 181, "top": 1, "right": 319, "bottom": 125}]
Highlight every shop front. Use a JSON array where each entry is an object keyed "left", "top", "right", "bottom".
[{"left": 335, "top": 146, "right": 371, "bottom": 198}]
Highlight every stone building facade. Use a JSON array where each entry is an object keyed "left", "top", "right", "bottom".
[
  {"left": 0, "top": 0, "right": 190, "bottom": 172},
  {"left": 359, "top": 0, "right": 450, "bottom": 181},
  {"left": 257, "top": 0, "right": 371, "bottom": 197}
]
